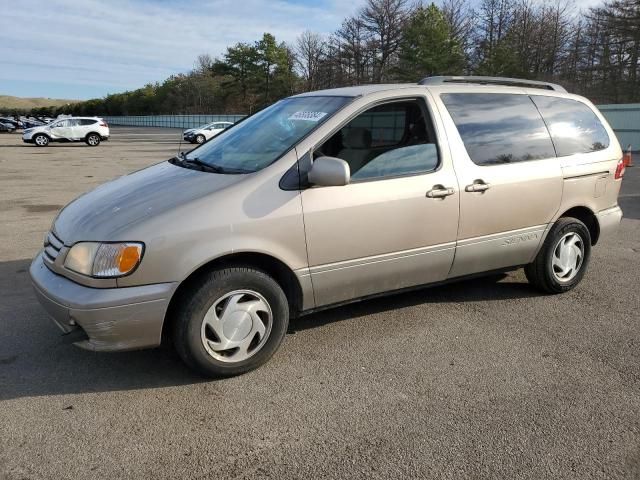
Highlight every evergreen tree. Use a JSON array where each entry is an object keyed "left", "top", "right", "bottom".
[{"left": 395, "top": 3, "right": 464, "bottom": 81}]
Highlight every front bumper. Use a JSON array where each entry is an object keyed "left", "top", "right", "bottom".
[
  {"left": 596, "top": 205, "right": 623, "bottom": 240},
  {"left": 30, "top": 252, "right": 177, "bottom": 352}
]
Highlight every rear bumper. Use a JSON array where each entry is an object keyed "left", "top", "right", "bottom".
[
  {"left": 597, "top": 205, "right": 623, "bottom": 240},
  {"left": 30, "top": 252, "right": 177, "bottom": 352}
]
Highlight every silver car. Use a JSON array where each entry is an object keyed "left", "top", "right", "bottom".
[{"left": 30, "top": 76, "right": 624, "bottom": 377}]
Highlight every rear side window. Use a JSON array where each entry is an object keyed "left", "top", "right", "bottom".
[
  {"left": 531, "top": 96, "right": 609, "bottom": 156},
  {"left": 80, "top": 119, "right": 98, "bottom": 126},
  {"left": 441, "top": 93, "right": 556, "bottom": 165}
]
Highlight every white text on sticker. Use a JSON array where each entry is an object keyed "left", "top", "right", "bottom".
[{"left": 288, "top": 111, "right": 328, "bottom": 122}]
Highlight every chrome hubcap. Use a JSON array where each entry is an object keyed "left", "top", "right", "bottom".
[
  {"left": 552, "top": 232, "right": 584, "bottom": 282},
  {"left": 201, "top": 290, "right": 272, "bottom": 363}
]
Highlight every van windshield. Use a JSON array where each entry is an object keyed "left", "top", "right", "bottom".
[{"left": 185, "top": 96, "right": 351, "bottom": 173}]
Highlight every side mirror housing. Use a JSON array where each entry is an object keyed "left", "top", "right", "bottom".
[{"left": 308, "top": 156, "right": 350, "bottom": 187}]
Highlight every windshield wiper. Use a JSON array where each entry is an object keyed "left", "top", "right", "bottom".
[
  {"left": 183, "top": 157, "right": 222, "bottom": 172},
  {"left": 170, "top": 154, "right": 250, "bottom": 174}
]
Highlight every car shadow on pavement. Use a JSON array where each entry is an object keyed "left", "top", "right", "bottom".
[
  {"left": 292, "top": 271, "right": 541, "bottom": 333},
  {"left": 1, "top": 258, "right": 539, "bottom": 401}
]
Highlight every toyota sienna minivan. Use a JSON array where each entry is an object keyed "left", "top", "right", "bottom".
[{"left": 30, "top": 76, "right": 624, "bottom": 377}]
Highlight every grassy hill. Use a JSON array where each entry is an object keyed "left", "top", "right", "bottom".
[{"left": 0, "top": 95, "right": 78, "bottom": 110}]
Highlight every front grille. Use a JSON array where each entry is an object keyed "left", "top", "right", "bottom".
[{"left": 43, "top": 231, "right": 64, "bottom": 264}]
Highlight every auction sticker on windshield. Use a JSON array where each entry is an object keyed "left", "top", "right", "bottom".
[{"left": 288, "top": 111, "right": 328, "bottom": 122}]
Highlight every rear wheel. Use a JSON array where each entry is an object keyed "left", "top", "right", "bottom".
[
  {"left": 172, "top": 267, "right": 289, "bottom": 377},
  {"left": 33, "top": 134, "right": 49, "bottom": 147},
  {"left": 85, "top": 133, "right": 101, "bottom": 146},
  {"left": 525, "top": 217, "right": 591, "bottom": 294}
]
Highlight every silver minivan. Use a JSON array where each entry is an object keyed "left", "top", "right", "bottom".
[{"left": 30, "top": 76, "right": 625, "bottom": 377}]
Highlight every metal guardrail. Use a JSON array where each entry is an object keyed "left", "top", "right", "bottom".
[{"left": 102, "top": 114, "right": 246, "bottom": 129}]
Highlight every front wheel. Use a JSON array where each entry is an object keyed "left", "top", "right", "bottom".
[
  {"left": 195, "top": 134, "right": 206, "bottom": 144},
  {"left": 525, "top": 217, "right": 591, "bottom": 294},
  {"left": 33, "top": 134, "right": 49, "bottom": 147},
  {"left": 172, "top": 267, "right": 289, "bottom": 377},
  {"left": 85, "top": 133, "right": 101, "bottom": 146}
]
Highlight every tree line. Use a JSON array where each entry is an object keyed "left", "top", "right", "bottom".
[{"left": 28, "top": 0, "right": 640, "bottom": 117}]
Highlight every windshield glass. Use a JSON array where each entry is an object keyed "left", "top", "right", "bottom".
[{"left": 185, "top": 96, "right": 351, "bottom": 173}]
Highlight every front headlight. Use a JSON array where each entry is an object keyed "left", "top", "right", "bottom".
[{"left": 64, "top": 242, "right": 143, "bottom": 278}]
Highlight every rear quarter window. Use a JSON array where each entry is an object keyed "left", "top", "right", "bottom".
[
  {"left": 80, "top": 119, "right": 98, "bottom": 126},
  {"left": 441, "top": 93, "right": 556, "bottom": 165},
  {"left": 531, "top": 96, "right": 610, "bottom": 156}
]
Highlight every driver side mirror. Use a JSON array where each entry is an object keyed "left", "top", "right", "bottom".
[{"left": 308, "top": 156, "right": 350, "bottom": 187}]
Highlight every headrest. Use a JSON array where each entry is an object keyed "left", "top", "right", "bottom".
[
  {"left": 343, "top": 127, "right": 372, "bottom": 149},
  {"left": 409, "top": 118, "right": 427, "bottom": 140}
]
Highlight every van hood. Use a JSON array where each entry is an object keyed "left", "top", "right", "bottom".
[{"left": 53, "top": 161, "right": 244, "bottom": 244}]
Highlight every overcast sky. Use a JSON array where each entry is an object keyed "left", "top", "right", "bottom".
[{"left": 0, "top": 0, "right": 604, "bottom": 100}]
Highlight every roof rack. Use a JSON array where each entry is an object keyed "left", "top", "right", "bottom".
[{"left": 418, "top": 76, "right": 567, "bottom": 93}]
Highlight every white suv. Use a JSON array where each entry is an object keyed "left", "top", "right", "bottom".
[
  {"left": 183, "top": 121, "right": 233, "bottom": 144},
  {"left": 23, "top": 117, "right": 109, "bottom": 147}
]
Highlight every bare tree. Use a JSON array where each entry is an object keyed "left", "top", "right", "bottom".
[
  {"left": 442, "top": 0, "right": 476, "bottom": 71},
  {"left": 294, "top": 31, "right": 326, "bottom": 91},
  {"left": 335, "top": 17, "right": 374, "bottom": 85},
  {"left": 360, "top": 0, "right": 413, "bottom": 82},
  {"left": 194, "top": 54, "right": 215, "bottom": 74}
]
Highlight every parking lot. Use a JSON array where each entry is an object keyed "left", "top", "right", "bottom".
[{"left": 0, "top": 126, "right": 638, "bottom": 479}]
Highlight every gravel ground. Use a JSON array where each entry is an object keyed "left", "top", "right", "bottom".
[{"left": 0, "top": 127, "right": 638, "bottom": 479}]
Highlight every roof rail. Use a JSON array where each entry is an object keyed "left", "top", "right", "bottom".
[{"left": 418, "top": 76, "right": 567, "bottom": 93}]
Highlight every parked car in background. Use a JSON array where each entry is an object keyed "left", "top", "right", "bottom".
[
  {"left": 0, "top": 121, "right": 16, "bottom": 132},
  {"left": 183, "top": 121, "right": 233, "bottom": 144},
  {"left": 23, "top": 117, "right": 109, "bottom": 147},
  {"left": 22, "top": 118, "right": 45, "bottom": 129},
  {"left": 0, "top": 117, "right": 23, "bottom": 129},
  {"left": 30, "top": 76, "right": 624, "bottom": 378}
]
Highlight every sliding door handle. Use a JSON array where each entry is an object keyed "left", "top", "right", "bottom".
[
  {"left": 426, "top": 186, "right": 455, "bottom": 198},
  {"left": 465, "top": 181, "right": 490, "bottom": 192}
]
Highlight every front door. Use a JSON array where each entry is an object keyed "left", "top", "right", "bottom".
[
  {"left": 300, "top": 96, "right": 459, "bottom": 307},
  {"left": 49, "top": 119, "right": 74, "bottom": 139},
  {"left": 435, "top": 91, "right": 563, "bottom": 278}
]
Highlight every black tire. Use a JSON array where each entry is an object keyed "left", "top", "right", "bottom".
[
  {"left": 195, "top": 134, "right": 206, "bottom": 144},
  {"left": 525, "top": 217, "right": 591, "bottom": 294},
  {"left": 172, "top": 267, "right": 289, "bottom": 378},
  {"left": 85, "top": 133, "right": 101, "bottom": 146},
  {"left": 33, "top": 134, "right": 49, "bottom": 147}
]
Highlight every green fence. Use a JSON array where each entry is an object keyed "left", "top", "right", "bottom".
[
  {"left": 102, "top": 114, "right": 246, "bottom": 129},
  {"left": 598, "top": 104, "right": 640, "bottom": 152}
]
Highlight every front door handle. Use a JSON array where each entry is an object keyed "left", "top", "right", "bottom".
[
  {"left": 426, "top": 185, "right": 455, "bottom": 198},
  {"left": 465, "top": 180, "right": 491, "bottom": 192}
]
